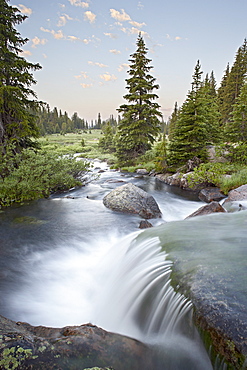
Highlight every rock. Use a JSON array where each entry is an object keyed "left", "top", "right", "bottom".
[
  {"left": 223, "top": 184, "right": 247, "bottom": 212},
  {"left": 186, "top": 156, "right": 202, "bottom": 171},
  {"left": 223, "top": 184, "right": 247, "bottom": 203},
  {"left": 103, "top": 183, "right": 162, "bottom": 219},
  {"left": 136, "top": 169, "right": 149, "bottom": 175},
  {"left": 0, "top": 315, "right": 157, "bottom": 370},
  {"left": 199, "top": 187, "right": 226, "bottom": 203},
  {"left": 186, "top": 201, "right": 226, "bottom": 218},
  {"left": 139, "top": 220, "right": 153, "bottom": 229},
  {"left": 161, "top": 172, "right": 182, "bottom": 187}
]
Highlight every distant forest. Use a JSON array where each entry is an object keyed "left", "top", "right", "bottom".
[{"left": 36, "top": 108, "right": 118, "bottom": 135}]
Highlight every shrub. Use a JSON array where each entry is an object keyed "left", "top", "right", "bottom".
[
  {"left": 0, "top": 149, "right": 90, "bottom": 207},
  {"left": 187, "top": 163, "right": 235, "bottom": 188}
]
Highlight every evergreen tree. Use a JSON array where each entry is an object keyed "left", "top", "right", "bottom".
[
  {"left": 154, "top": 132, "right": 167, "bottom": 173},
  {"left": 97, "top": 113, "right": 102, "bottom": 129},
  {"left": 116, "top": 34, "right": 162, "bottom": 164},
  {"left": 217, "top": 63, "right": 230, "bottom": 126},
  {"left": 168, "top": 61, "right": 209, "bottom": 167},
  {"left": 168, "top": 102, "right": 179, "bottom": 140},
  {"left": 209, "top": 71, "right": 217, "bottom": 97},
  {"left": 200, "top": 73, "right": 221, "bottom": 143},
  {"left": 218, "top": 40, "right": 247, "bottom": 127},
  {"left": 98, "top": 121, "right": 115, "bottom": 153},
  {"left": 0, "top": 0, "right": 42, "bottom": 153},
  {"left": 225, "top": 80, "right": 247, "bottom": 142}
]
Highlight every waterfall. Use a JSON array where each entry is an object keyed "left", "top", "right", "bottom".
[{"left": 94, "top": 232, "right": 213, "bottom": 369}]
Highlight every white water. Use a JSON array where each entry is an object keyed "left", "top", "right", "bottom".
[{"left": 5, "top": 230, "right": 213, "bottom": 369}]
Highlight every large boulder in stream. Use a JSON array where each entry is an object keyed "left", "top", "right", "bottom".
[
  {"left": 103, "top": 183, "right": 162, "bottom": 219},
  {"left": 0, "top": 315, "right": 157, "bottom": 369}
]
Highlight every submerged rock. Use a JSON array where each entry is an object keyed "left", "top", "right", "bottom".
[
  {"left": 0, "top": 315, "right": 156, "bottom": 370},
  {"left": 103, "top": 183, "right": 162, "bottom": 219},
  {"left": 136, "top": 169, "right": 149, "bottom": 175},
  {"left": 139, "top": 220, "right": 153, "bottom": 229}
]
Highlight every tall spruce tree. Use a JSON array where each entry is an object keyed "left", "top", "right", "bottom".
[
  {"left": 218, "top": 40, "right": 247, "bottom": 128},
  {"left": 0, "top": 0, "right": 42, "bottom": 153},
  {"left": 116, "top": 34, "right": 162, "bottom": 164},
  {"left": 168, "top": 101, "right": 179, "bottom": 140},
  {"left": 225, "top": 80, "right": 247, "bottom": 142},
  {"left": 168, "top": 61, "right": 209, "bottom": 167}
]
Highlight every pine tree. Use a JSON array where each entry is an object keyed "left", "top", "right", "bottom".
[
  {"left": 168, "top": 102, "right": 179, "bottom": 140},
  {"left": 168, "top": 61, "right": 209, "bottom": 167},
  {"left": 116, "top": 34, "right": 162, "bottom": 164},
  {"left": 218, "top": 40, "right": 247, "bottom": 127},
  {"left": 200, "top": 73, "right": 221, "bottom": 143},
  {"left": 225, "top": 80, "right": 247, "bottom": 142},
  {"left": 0, "top": 0, "right": 42, "bottom": 153},
  {"left": 98, "top": 121, "right": 115, "bottom": 153}
]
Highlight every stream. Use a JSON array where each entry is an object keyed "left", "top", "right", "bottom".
[{"left": 0, "top": 160, "right": 246, "bottom": 369}]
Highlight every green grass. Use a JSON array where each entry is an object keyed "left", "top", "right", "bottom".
[
  {"left": 219, "top": 168, "right": 247, "bottom": 193},
  {"left": 37, "top": 131, "right": 117, "bottom": 164}
]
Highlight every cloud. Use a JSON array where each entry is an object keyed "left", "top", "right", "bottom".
[
  {"left": 83, "top": 38, "right": 90, "bottom": 44},
  {"left": 121, "top": 27, "right": 148, "bottom": 37},
  {"left": 43, "top": 54, "right": 48, "bottom": 59},
  {"left": 138, "top": 2, "right": 144, "bottom": 9},
  {"left": 31, "top": 36, "right": 48, "bottom": 48},
  {"left": 88, "top": 61, "right": 108, "bottom": 68},
  {"left": 84, "top": 11, "right": 96, "bottom": 23},
  {"left": 109, "top": 49, "right": 121, "bottom": 55},
  {"left": 40, "top": 27, "right": 65, "bottom": 40},
  {"left": 18, "top": 4, "right": 32, "bottom": 15},
  {"left": 19, "top": 50, "right": 32, "bottom": 57},
  {"left": 81, "top": 83, "right": 93, "bottom": 88},
  {"left": 68, "top": 0, "right": 89, "bottom": 8},
  {"left": 68, "top": 35, "right": 81, "bottom": 41},
  {"left": 118, "top": 63, "right": 129, "bottom": 72},
  {"left": 99, "top": 72, "right": 117, "bottom": 82},
  {"left": 110, "top": 8, "right": 147, "bottom": 37},
  {"left": 129, "top": 20, "right": 146, "bottom": 28},
  {"left": 110, "top": 9, "right": 131, "bottom": 22},
  {"left": 104, "top": 32, "right": 118, "bottom": 39},
  {"left": 166, "top": 34, "right": 183, "bottom": 41},
  {"left": 75, "top": 71, "right": 89, "bottom": 79},
  {"left": 57, "top": 14, "right": 73, "bottom": 27}
]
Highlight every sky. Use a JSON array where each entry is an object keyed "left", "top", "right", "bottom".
[{"left": 11, "top": 0, "right": 247, "bottom": 123}]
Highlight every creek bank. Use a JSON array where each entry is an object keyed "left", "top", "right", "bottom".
[{"left": 0, "top": 315, "right": 157, "bottom": 370}]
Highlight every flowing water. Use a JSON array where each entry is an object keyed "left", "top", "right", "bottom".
[{"left": 0, "top": 161, "right": 246, "bottom": 369}]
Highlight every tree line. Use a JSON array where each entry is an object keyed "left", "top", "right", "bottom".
[{"left": 35, "top": 106, "right": 119, "bottom": 135}]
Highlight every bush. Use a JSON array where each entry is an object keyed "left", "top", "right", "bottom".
[
  {"left": 187, "top": 162, "right": 247, "bottom": 194},
  {"left": 0, "top": 149, "right": 90, "bottom": 207},
  {"left": 187, "top": 163, "right": 234, "bottom": 189}
]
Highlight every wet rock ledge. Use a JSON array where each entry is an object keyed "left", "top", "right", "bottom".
[{"left": 0, "top": 315, "right": 157, "bottom": 369}]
